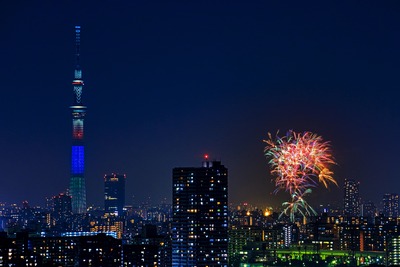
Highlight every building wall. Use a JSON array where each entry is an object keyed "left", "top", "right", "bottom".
[{"left": 172, "top": 160, "right": 228, "bottom": 267}]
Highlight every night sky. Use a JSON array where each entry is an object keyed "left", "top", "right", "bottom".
[{"left": 1, "top": 1, "right": 400, "bottom": 209}]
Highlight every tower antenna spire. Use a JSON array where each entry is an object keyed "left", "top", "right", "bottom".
[{"left": 75, "top": 25, "right": 81, "bottom": 67}]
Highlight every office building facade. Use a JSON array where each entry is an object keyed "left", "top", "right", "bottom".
[
  {"left": 383, "top": 193, "right": 399, "bottom": 218},
  {"left": 104, "top": 173, "right": 126, "bottom": 216},
  {"left": 344, "top": 179, "right": 360, "bottom": 217},
  {"left": 172, "top": 158, "right": 228, "bottom": 266}
]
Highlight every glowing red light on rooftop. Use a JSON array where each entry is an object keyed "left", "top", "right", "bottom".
[{"left": 204, "top": 154, "right": 209, "bottom": 159}]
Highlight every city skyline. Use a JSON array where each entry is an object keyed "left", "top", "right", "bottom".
[{"left": 1, "top": 2, "right": 400, "bottom": 207}]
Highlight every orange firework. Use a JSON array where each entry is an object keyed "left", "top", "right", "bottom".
[{"left": 264, "top": 130, "right": 337, "bottom": 220}]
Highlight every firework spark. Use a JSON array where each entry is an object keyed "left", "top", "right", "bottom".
[
  {"left": 264, "top": 130, "right": 337, "bottom": 221},
  {"left": 281, "top": 189, "right": 315, "bottom": 222}
]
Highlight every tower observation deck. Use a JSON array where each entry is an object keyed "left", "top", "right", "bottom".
[{"left": 69, "top": 26, "right": 87, "bottom": 214}]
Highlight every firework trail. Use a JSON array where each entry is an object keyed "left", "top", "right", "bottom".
[
  {"left": 264, "top": 130, "right": 337, "bottom": 221},
  {"left": 282, "top": 189, "right": 315, "bottom": 222}
]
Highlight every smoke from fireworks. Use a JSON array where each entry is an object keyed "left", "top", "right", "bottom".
[{"left": 264, "top": 130, "right": 337, "bottom": 221}]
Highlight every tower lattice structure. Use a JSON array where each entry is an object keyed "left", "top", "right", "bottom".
[{"left": 69, "top": 26, "right": 87, "bottom": 214}]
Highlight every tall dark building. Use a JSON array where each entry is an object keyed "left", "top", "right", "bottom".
[
  {"left": 361, "top": 200, "right": 376, "bottom": 222},
  {"left": 51, "top": 193, "right": 73, "bottom": 233},
  {"left": 383, "top": 193, "right": 399, "bottom": 218},
  {"left": 172, "top": 157, "right": 228, "bottom": 267},
  {"left": 53, "top": 193, "right": 72, "bottom": 220},
  {"left": 69, "top": 26, "right": 87, "bottom": 214},
  {"left": 123, "top": 225, "right": 166, "bottom": 266},
  {"left": 344, "top": 179, "right": 360, "bottom": 217},
  {"left": 104, "top": 173, "right": 126, "bottom": 216}
]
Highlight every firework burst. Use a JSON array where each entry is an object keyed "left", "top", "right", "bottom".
[{"left": 264, "top": 130, "right": 337, "bottom": 221}]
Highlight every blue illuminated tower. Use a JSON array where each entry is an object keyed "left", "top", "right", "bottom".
[{"left": 69, "top": 26, "right": 87, "bottom": 214}]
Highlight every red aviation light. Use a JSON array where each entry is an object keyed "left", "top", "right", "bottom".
[{"left": 204, "top": 154, "right": 209, "bottom": 160}]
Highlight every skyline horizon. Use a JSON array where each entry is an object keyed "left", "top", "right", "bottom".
[{"left": 0, "top": 165, "right": 393, "bottom": 212}]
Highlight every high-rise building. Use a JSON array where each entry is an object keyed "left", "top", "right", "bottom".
[
  {"left": 69, "top": 26, "right": 87, "bottom": 214},
  {"left": 123, "top": 225, "right": 166, "bottom": 266},
  {"left": 383, "top": 193, "right": 399, "bottom": 218},
  {"left": 228, "top": 226, "right": 264, "bottom": 265},
  {"left": 51, "top": 193, "right": 73, "bottom": 233},
  {"left": 53, "top": 193, "right": 72, "bottom": 221},
  {"left": 389, "top": 235, "right": 400, "bottom": 266},
  {"left": 343, "top": 179, "right": 360, "bottom": 217},
  {"left": 283, "top": 224, "right": 298, "bottom": 248},
  {"left": 361, "top": 200, "right": 376, "bottom": 222},
  {"left": 172, "top": 157, "right": 228, "bottom": 267},
  {"left": 104, "top": 173, "right": 126, "bottom": 216}
]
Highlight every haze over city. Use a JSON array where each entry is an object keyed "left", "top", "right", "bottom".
[{"left": 1, "top": 1, "right": 400, "bottom": 208}]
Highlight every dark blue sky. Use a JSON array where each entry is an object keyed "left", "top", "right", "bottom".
[{"left": 1, "top": 1, "right": 400, "bottom": 209}]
